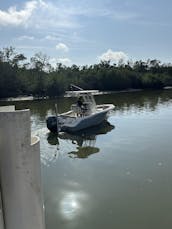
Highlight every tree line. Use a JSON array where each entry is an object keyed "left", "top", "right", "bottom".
[{"left": 0, "top": 47, "right": 172, "bottom": 99}]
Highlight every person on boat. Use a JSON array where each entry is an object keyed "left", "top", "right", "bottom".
[
  {"left": 77, "top": 96, "right": 84, "bottom": 108},
  {"left": 77, "top": 96, "right": 85, "bottom": 116}
]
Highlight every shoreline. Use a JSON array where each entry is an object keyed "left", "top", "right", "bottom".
[{"left": 0, "top": 87, "right": 172, "bottom": 102}]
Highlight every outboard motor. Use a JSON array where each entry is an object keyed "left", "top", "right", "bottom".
[{"left": 46, "top": 116, "right": 59, "bottom": 133}]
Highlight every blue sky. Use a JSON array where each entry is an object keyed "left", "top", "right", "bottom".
[{"left": 0, "top": 0, "right": 172, "bottom": 66}]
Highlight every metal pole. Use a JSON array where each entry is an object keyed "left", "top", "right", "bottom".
[{"left": 55, "top": 103, "right": 59, "bottom": 133}]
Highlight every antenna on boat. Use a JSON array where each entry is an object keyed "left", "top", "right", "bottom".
[
  {"left": 70, "top": 84, "right": 83, "bottom": 91},
  {"left": 55, "top": 103, "right": 59, "bottom": 133}
]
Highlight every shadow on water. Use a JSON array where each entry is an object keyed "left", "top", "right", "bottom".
[{"left": 47, "top": 121, "right": 115, "bottom": 159}]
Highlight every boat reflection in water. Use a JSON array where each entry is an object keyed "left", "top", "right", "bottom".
[{"left": 47, "top": 120, "right": 115, "bottom": 159}]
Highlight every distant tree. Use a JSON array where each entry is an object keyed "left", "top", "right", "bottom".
[
  {"left": 141, "top": 73, "right": 164, "bottom": 89},
  {"left": 0, "top": 47, "right": 26, "bottom": 67},
  {"left": 30, "top": 52, "right": 51, "bottom": 72},
  {"left": 12, "top": 54, "right": 27, "bottom": 67},
  {"left": 133, "top": 60, "right": 148, "bottom": 72},
  {"left": 1, "top": 46, "right": 172, "bottom": 99}
]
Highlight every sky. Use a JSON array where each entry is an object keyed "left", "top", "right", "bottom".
[{"left": 0, "top": 0, "right": 172, "bottom": 66}]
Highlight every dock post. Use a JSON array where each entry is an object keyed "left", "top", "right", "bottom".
[{"left": 0, "top": 106, "right": 45, "bottom": 229}]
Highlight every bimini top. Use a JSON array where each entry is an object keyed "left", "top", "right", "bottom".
[
  {"left": 65, "top": 90, "right": 99, "bottom": 97},
  {"left": 65, "top": 84, "right": 99, "bottom": 97}
]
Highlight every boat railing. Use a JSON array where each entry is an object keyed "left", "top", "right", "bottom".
[{"left": 71, "top": 102, "right": 93, "bottom": 116}]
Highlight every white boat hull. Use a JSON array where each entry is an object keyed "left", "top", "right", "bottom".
[
  {"left": 61, "top": 109, "right": 108, "bottom": 132},
  {"left": 46, "top": 104, "right": 114, "bottom": 133}
]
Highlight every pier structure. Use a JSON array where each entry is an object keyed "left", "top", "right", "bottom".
[{"left": 0, "top": 106, "right": 45, "bottom": 229}]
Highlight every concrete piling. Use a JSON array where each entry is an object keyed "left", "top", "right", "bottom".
[{"left": 0, "top": 106, "right": 45, "bottom": 229}]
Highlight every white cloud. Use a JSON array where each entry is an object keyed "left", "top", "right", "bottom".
[
  {"left": 18, "top": 35, "right": 34, "bottom": 40},
  {"left": 49, "top": 57, "right": 72, "bottom": 67},
  {"left": 0, "top": 1, "right": 37, "bottom": 26},
  {"left": 45, "top": 35, "right": 59, "bottom": 41},
  {"left": 49, "top": 58, "right": 57, "bottom": 68},
  {"left": 31, "top": 1, "right": 79, "bottom": 29},
  {"left": 57, "top": 58, "right": 71, "bottom": 66},
  {"left": 0, "top": 0, "right": 137, "bottom": 29},
  {"left": 0, "top": 0, "right": 78, "bottom": 28},
  {"left": 16, "top": 45, "right": 44, "bottom": 50},
  {"left": 56, "top": 43, "right": 69, "bottom": 52},
  {"left": 99, "top": 49, "right": 128, "bottom": 63}
]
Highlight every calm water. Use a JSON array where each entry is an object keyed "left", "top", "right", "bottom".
[{"left": 1, "top": 89, "right": 172, "bottom": 229}]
